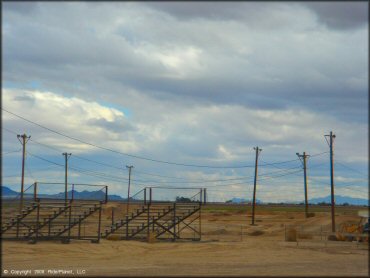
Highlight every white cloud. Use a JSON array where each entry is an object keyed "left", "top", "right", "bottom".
[
  {"left": 3, "top": 88, "right": 367, "bottom": 201},
  {"left": 2, "top": 2, "right": 367, "bottom": 202}
]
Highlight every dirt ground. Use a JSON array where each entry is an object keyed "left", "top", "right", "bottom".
[{"left": 2, "top": 205, "right": 369, "bottom": 277}]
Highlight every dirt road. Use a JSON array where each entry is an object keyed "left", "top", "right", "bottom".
[
  {"left": 2, "top": 205, "right": 368, "bottom": 276},
  {"left": 2, "top": 237, "right": 368, "bottom": 276}
]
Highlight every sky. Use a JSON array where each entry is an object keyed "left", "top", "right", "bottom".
[{"left": 2, "top": 1, "right": 368, "bottom": 203}]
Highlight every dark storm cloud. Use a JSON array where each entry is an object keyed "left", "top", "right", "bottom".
[
  {"left": 142, "top": 2, "right": 249, "bottom": 20},
  {"left": 2, "top": 2, "right": 368, "bottom": 125},
  {"left": 3, "top": 1, "right": 39, "bottom": 15},
  {"left": 303, "top": 2, "right": 368, "bottom": 30},
  {"left": 143, "top": 2, "right": 368, "bottom": 30}
]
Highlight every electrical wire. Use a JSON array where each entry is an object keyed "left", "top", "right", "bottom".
[
  {"left": 2, "top": 149, "right": 22, "bottom": 155},
  {"left": 335, "top": 161, "right": 367, "bottom": 177},
  {"left": 3, "top": 126, "right": 329, "bottom": 184},
  {"left": 2, "top": 109, "right": 304, "bottom": 168}
]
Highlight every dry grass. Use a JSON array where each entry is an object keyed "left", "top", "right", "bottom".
[
  {"left": 297, "top": 233, "right": 313, "bottom": 239},
  {"left": 2, "top": 204, "right": 368, "bottom": 276},
  {"left": 106, "top": 234, "right": 122, "bottom": 241},
  {"left": 285, "top": 228, "right": 297, "bottom": 242},
  {"left": 147, "top": 232, "right": 157, "bottom": 243},
  {"left": 247, "top": 230, "right": 264, "bottom": 236}
]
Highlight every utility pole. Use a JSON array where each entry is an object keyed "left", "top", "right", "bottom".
[
  {"left": 17, "top": 134, "right": 31, "bottom": 213},
  {"left": 62, "top": 152, "right": 72, "bottom": 207},
  {"left": 126, "top": 165, "right": 134, "bottom": 215},
  {"left": 251, "top": 146, "right": 262, "bottom": 225},
  {"left": 325, "top": 131, "right": 336, "bottom": 232},
  {"left": 296, "top": 152, "right": 310, "bottom": 218}
]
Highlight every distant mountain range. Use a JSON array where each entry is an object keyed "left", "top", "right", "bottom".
[
  {"left": 226, "top": 195, "right": 368, "bottom": 206},
  {"left": 307, "top": 195, "right": 368, "bottom": 206},
  {"left": 2, "top": 186, "right": 368, "bottom": 205},
  {"left": 227, "top": 197, "right": 262, "bottom": 204},
  {"left": 1, "top": 186, "right": 124, "bottom": 201},
  {"left": 2, "top": 186, "right": 18, "bottom": 196}
]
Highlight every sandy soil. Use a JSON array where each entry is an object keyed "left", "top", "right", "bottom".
[{"left": 2, "top": 206, "right": 369, "bottom": 277}]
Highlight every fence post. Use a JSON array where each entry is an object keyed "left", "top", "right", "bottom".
[
  {"left": 97, "top": 205, "right": 102, "bottom": 243},
  {"left": 35, "top": 203, "right": 40, "bottom": 243},
  {"left": 173, "top": 203, "right": 176, "bottom": 241},
  {"left": 204, "top": 188, "right": 207, "bottom": 204},
  {"left": 105, "top": 186, "right": 108, "bottom": 204},
  {"left": 147, "top": 203, "right": 150, "bottom": 239},
  {"left": 126, "top": 216, "right": 129, "bottom": 239},
  {"left": 149, "top": 187, "right": 152, "bottom": 205},
  {"left": 67, "top": 201, "right": 72, "bottom": 243},
  {"left": 34, "top": 182, "right": 38, "bottom": 201},
  {"left": 199, "top": 205, "right": 202, "bottom": 241},
  {"left": 71, "top": 184, "right": 74, "bottom": 202},
  {"left": 144, "top": 188, "right": 147, "bottom": 205},
  {"left": 78, "top": 218, "right": 81, "bottom": 239}
]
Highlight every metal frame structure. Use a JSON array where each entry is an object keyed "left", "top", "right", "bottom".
[
  {"left": 2, "top": 184, "right": 206, "bottom": 243},
  {"left": 102, "top": 187, "right": 206, "bottom": 241},
  {"left": 1, "top": 182, "right": 108, "bottom": 244}
]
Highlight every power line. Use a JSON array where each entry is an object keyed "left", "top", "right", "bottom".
[
  {"left": 309, "top": 151, "right": 329, "bottom": 158},
  {"left": 307, "top": 177, "right": 367, "bottom": 193},
  {"left": 131, "top": 166, "right": 302, "bottom": 185},
  {"left": 335, "top": 161, "right": 367, "bottom": 177},
  {"left": 26, "top": 152, "right": 64, "bottom": 167},
  {"left": 27, "top": 151, "right": 126, "bottom": 184},
  {"left": 2, "top": 109, "right": 305, "bottom": 169},
  {"left": 3, "top": 126, "right": 325, "bottom": 184},
  {"left": 2, "top": 109, "right": 253, "bottom": 168},
  {"left": 2, "top": 149, "right": 22, "bottom": 155},
  {"left": 2, "top": 126, "right": 302, "bottom": 184},
  {"left": 25, "top": 150, "right": 304, "bottom": 188}
]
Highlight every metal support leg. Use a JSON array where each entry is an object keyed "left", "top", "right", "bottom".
[
  {"left": 67, "top": 204, "right": 72, "bottom": 243},
  {"left": 35, "top": 203, "right": 40, "bottom": 243},
  {"left": 97, "top": 206, "right": 102, "bottom": 243},
  {"left": 173, "top": 203, "right": 176, "bottom": 241},
  {"left": 199, "top": 206, "right": 202, "bottom": 241},
  {"left": 147, "top": 204, "right": 150, "bottom": 239},
  {"left": 16, "top": 222, "right": 19, "bottom": 239},
  {"left": 126, "top": 216, "right": 129, "bottom": 239},
  {"left": 78, "top": 219, "right": 81, "bottom": 239}
]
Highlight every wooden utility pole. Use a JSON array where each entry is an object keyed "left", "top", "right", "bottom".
[
  {"left": 251, "top": 146, "right": 262, "bottom": 225},
  {"left": 126, "top": 165, "right": 134, "bottom": 215},
  {"left": 62, "top": 152, "right": 72, "bottom": 207},
  {"left": 296, "top": 152, "right": 310, "bottom": 218},
  {"left": 17, "top": 134, "right": 30, "bottom": 213},
  {"left": 325, "top": 131, "right": 336, "bottom": 232}
]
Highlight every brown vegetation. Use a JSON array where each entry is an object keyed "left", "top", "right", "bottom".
[{"left": 2, "top": 204, "right": 368, "bottom": 276}]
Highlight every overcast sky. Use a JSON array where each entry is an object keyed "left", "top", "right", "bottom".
[{"left": 2, "top": 1, "right": 368, "bottom": 202}]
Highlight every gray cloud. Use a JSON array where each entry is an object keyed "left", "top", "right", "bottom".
[
  {"left": 87, "top": 118, "right": 136, "bottom": 133},
  {"left": 3, "top": 2, "right": 366, "bottom": 117},
  {"left": 303, "top": 2, "right": 368, "bottom": 30},
  {"left": 2, "top": 2, "right": 368, "bottom": 201},
  {"left": 142, "top": 2, "right": 368, "bottom": 30},
  {"left": 3, "top": 2, "right": 39, "bottom": 15},
  {"left": 13, "top": 95, "right": 35, "bottom": 103}
]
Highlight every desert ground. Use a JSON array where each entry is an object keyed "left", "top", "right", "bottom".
[{"left": 2, "top": 203, "right": 369, "bottom": 277}]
